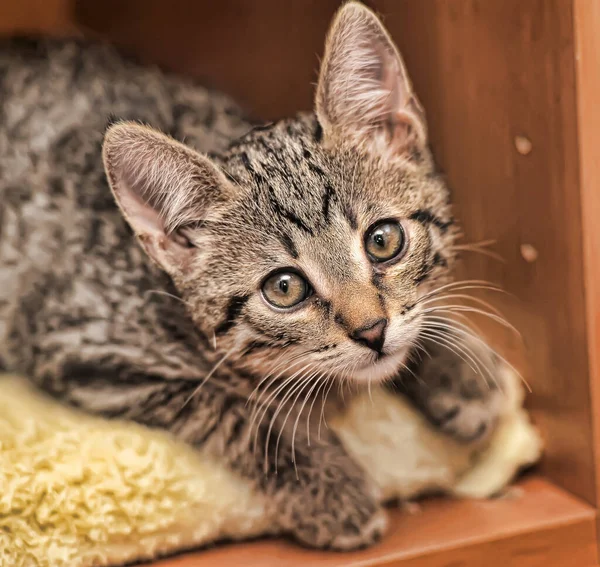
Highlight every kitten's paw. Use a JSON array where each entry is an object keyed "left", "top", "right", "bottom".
[
  {"left": 291, "top": 496, "right": 387, "bottom": 551},
  {"left": 408, "top": 336, "right": 507, "bottom": 444},
  {"left": 327, "top": 508, "right": 388, "bottom": 551},
  {"left": 280, "top": 458, "right": 387, "bottom": 550},
  {"left": 427, "top": 389, "right": 502, "bottom": 443}
]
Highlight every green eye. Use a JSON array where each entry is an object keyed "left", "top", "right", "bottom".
[
  {"left": 365, "top": 220, "right": 405, "bottom": 262},
  {"left": 262, "top": 271, "right": 311, "bottom": 309}
]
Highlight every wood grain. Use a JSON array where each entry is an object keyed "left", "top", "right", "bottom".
[
  {"left": 144, "top": 477, "right": 597, "bottom": 567},
  {"left": 75, "top": 0, "right": 340, "bottom": 120},
  {"left": 373, "top": 0, "right": 595, "bottom": 506},
  {"left": 74, "top": 0, "right": 598, "bottom": 505},
  {"left": 3, "top": 0, "right": 599, "bottom": 562},
  {"left": 0, "top": 0, "right": 76, "bottom": 34},
  {"left": 574, "top": 0, "right": 600, "bottom": 545}
]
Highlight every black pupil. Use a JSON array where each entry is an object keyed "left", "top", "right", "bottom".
[
  {"left": 279, "top": 277, "right": 289, "bottom": 293},
  {"left": 374, "top": 232, "right": 386, "bottom": 248}
]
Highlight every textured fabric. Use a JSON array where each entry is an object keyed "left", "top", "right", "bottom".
[{"left": 0, "top": 369, "right": 541, "bottom": 567}]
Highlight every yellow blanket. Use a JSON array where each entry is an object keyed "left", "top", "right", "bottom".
[{"left": 0, "top": 368, "right": 541, "bottom": 567}]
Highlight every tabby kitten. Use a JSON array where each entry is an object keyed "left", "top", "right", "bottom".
[{"left": 0, "top": 1, "right": 504, "bottom": 550}]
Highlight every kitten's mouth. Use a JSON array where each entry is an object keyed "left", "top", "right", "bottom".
[{"left": 350, "top": 346, "right": 411, "bottom": 384}]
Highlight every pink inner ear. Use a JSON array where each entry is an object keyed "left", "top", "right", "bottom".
[
  {"left": 315, "top": 2, "right": 428, "bottom": 156},
  {"left": 117, "top": 182, "right": 196, "bottom": 271},
  {"left": 380, "top": 45, "right": 405, "bottom": 110},
  {"left": 117, "top": 182, "right": 166, "bottom": 237},
  {"left": 378, "top": 45, "right": 427, "bottom": 151}
]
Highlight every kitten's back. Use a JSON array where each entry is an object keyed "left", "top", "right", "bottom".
[
  {"left": 0, "top": 37, "right": 250, "bottom": 181},
  {"left": 0, "top": 37, "right": 251, "bottom": 375}
]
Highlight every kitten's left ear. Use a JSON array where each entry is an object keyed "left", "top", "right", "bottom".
[
  {"left": 316, "top": 1, "right": 426, "bottom": 157},
  {"left": 103, "top": 122, "right": 233, "bottom": 276}
]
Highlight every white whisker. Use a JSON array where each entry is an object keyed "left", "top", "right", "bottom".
[
  {"left": 306, "top": 376, "right": 329, "bottom": 445},
  {"left": 177, "top": 345, "right": 237, "bottom": 413},
  {"left": 291, "top": 373, "right": 324, "bottom": 470},
  {"left": 250, "top": 360, "right": 314, "bottom": 456},
  {"left": 270, "top": 367, "right": 318, "bottom": 474},
  {"left": 145, "top": 289, "right": 193, "bottom": 308},
  {"left": 318, "top": 375, "right": 336, "bottom": 440},
  {"left": 419, "top": 329, "right": 481, "bottom": 376},
  {"left": 423, "top": 315, "right": 530, "bottom": 392},
  {"left": 423, "top": 304, "right": 520, "bottom": 336},
  {"left": 421, "top": 324, "right": 496, "bottom": 386}
]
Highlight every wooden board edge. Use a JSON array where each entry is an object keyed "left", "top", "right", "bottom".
[
  {"left": 574, "top": 0, "right": 600, "bottom": 555},
  {"left": 150, "top": 476, "right": 597, "bottom": 567}
]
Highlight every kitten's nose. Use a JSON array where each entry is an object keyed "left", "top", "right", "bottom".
[{"left": 350, "top": 318, "right": 387, "bottom": 353}]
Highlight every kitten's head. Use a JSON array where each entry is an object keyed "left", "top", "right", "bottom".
[{"left": 103, "top": 1, "right": 457, "bottom": 385}]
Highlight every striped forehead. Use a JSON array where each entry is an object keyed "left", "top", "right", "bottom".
[
  {"left": 238, "top": 155, "right": 339, "bottom": 226},
  {"left": 223, "top": 136, "right": 369, "bottom": 283},
  {"left": 300, "top": 227, "right": 370, "bottom": 289}
]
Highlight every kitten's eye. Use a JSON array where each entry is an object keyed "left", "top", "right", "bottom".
[
  {"left": 365, "top": 220, "right": 405, "bottom": 262},
  {"left": 262, "top": 271, "right": 311, "bottom": 309}
]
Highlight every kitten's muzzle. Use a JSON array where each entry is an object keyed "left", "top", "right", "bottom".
[{"left": 349, "top": 318, "right": 387, "bottom": 353}]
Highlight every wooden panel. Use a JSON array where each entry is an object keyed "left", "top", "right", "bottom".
[
  {"left": 1, "top": 0, "right": 597, "bottom": 561},
  {"left": 146, "top": 477, "right": 597, "bottom": 567},
  {"left": 373, "top": 0, "right": 595, "bottom": 504},
  {"left": 0, "top": 0, "right": 76, "bottom": 34},
  {"left": 75, "top": 0, "right": 340, "bottom": 120},
  {"left": 574, "top": 0, "right": 600, "bottom": 544},
  {"left": 77, "top": 0, "right": 597, "bottom": 505}
]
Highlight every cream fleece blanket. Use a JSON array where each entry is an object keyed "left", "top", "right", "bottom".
[{"left": 0, "top": 368, "right": 541, "bottom": 567}]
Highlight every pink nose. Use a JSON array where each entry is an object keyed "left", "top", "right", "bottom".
[{"left": 350, "top": 318, "right": 387, "bottom": 353}]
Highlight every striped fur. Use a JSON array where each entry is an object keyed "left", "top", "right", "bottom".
[{"left": 0, "top": 2, "right": 504, "bottom": 551}]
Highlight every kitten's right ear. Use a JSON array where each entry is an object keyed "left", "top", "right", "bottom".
[
  {"left": 103, "top": 122, "right": 232, "bottom": 276},
  {"left": 316, "top": 1, "right": 426, "bottom": 158}
]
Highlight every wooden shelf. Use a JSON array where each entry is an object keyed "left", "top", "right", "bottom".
[
  {"left": 3, "top": 1, "right": 600, "bottom": 566},
  {"left": 148, "top": 477, "right": 597, "bottom": 567}
]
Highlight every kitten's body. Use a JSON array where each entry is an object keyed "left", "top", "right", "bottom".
[
  {"left": 0, "top": 37, "right": 249, "bottom": 393},
  {"left": 0, "top": 4, "right": 503, "bottom": 551}
]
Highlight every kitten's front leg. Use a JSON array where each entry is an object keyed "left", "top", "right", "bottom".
[
  {"left": 398, "top": 331, "right": 506, "bottom": 443},
  {"left": 200, "top": 387, "right": 387, "bottom": 550},
  {"left": 62, "top": 375, "right": 386, "bottom": 550},
  {"left": 253, "top": 424, "right": 387, "bottom": 550}
]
